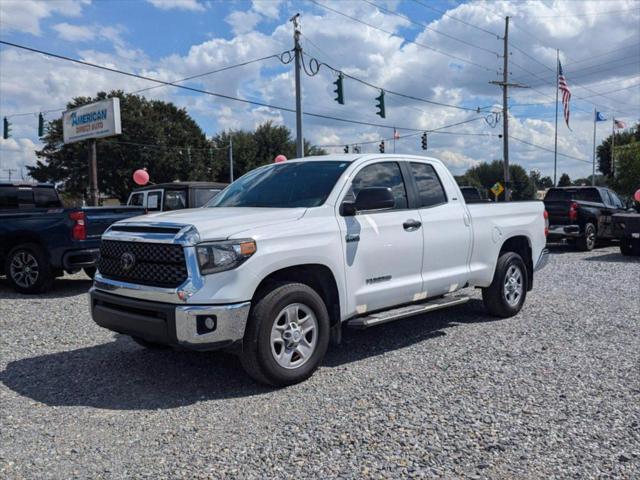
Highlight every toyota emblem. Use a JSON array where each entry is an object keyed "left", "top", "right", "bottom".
[{"left": 120, "top": 252, "right": 136, "bottom": 271}]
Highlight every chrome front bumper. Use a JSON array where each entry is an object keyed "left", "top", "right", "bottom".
[
  {"left": 534, "top": 248, "right": 549, "bottom": 271},
  {"left": 90, "top": 287, "right": 251, "bottom": 350}
]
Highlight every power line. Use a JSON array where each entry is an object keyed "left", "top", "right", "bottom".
[
  {"left": 299, "top": 48, "right": 486, "bottom": 113},
  {"left": 511, "top": 136, "right": 591, "bottom": 164},
  {"left": 306, "top": 0, "right": 495, "bottom": 72},
  {"left": 0, "top": 40, "right": 445, "bottom": 133},
  {"left": 361, "top": 0, "right": 501, "bottom": 56},
  {"left": 522, "top": 7, "right": 640, "bottom": 18},
  {"left": 410, "top": 0, "right": 499, "bottom": 37},
  {"left": 2, "top": 50, "right": 294, "bottom": 119}
]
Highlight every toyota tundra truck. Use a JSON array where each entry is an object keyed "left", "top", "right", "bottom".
[{"left": 89, "top": 154, "right": 548, "bottom": 386}]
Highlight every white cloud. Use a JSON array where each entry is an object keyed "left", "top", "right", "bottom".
[
  {"left": 146, "top": 0, "right": 205, "bottom": 12},
  {"left": 225, "top": 11, "right": 262, "bottom": 36},
  {"left": 51, "top": 23, "right": 126, "bottom": 47},
  {"left": 0, "top": 0, "right": 89, "bottom": 35},
  {"left": 251, "top": 0, "right": 283, "bottom": 20}
]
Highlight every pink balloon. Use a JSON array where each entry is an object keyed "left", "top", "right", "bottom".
[
  {"left": 635, "top": 189, "right": 640, "bottom": 203},
  {"left": 274, "top": 154, "right": 287, "bottom": 163},
  {"left": 133, "top": 169, "right": 149, "bottom": 186}
]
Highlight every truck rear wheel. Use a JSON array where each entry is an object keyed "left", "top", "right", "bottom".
[
  {"left": 482, "top": 252, "right": 528, "bottom": 318},
  {"left": 5, "top": 243, "right": 53, "bottom": 294},
  {"left": 576, "top": 222, "right": 596, "bottom": 251},
  {"left": 240, "top": 282, "right": 330, "bottom": 387}
]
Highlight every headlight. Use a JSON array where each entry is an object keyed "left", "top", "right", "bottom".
[{"left": 196, "top": 240, "right": 256, "bottom": 275}]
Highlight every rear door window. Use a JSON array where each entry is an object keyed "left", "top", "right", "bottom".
[
  {"left": 409, "top": 162, "right": 447, "bottom": 207},
  {"left": 164, "top": 190, "right": 187, "bottom": 211},
  {"left": 349, "top": 162, "right": 408, "bottom": 209},
  {"left": 128, "top": 192, "right": 144, "bottom": 206},
  {"left": 146, "top": 191, "right": 162, "bottom": 211},
  {"left": 34, "top": 188, "right": 60, "bottom": 208},
  {"left": 194, "top": 188, "right": 221, "bottom": 207}
]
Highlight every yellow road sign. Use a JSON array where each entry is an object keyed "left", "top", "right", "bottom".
[{"left": 490, "top": 182, "right": 504, "bottom": 197}]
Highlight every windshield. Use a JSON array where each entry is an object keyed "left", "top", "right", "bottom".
[{"left": 208, "top": 161, "right": 350, "bottom": 208}]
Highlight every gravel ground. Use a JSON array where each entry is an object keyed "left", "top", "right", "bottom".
[{"left": 1, "top": 244, "right": 639, "bottom": 479}]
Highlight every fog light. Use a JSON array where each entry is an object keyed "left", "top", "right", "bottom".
[{"left": 196, "top": 315, "right": 217, "bottom": 335}]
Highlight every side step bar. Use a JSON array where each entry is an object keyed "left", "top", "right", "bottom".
[{"left": 346, "top": 295, "right": 470, "bottom": 329}]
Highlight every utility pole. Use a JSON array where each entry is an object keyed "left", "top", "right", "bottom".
[
  {"left": 4, "top": 168, "right": 17, "bottom": 181},
  {"left": 489, "top": 16, "right": 527, "bottom": 201},
  {"left": 88, "top": 139, "right": 98, "bottom": 206},
  {"left": 229, "top": 134, "right": 234, "bottom": 183},
  {"left": 591, "top": 107, "right": 597, "bottom": 185},
  {"left": 553, "top": 49, "right": 559, "bottom": 186},
  {"left": 290, "top": 13, "right": 304, "bottom": 158}
]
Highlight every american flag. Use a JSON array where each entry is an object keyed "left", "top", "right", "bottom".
[
  {"left": 613, "top": 119, "right": 626, "bottom": 129},
  {"left": 558, "top": 60, "right": 571, "bottom": 129}
]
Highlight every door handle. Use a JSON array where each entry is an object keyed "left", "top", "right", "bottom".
[
  {"left": 403, "top": 219, "right": 422, "bottom": 231},
  {"left": 345, "top": 234, "right": 360, "bottom": 243}
]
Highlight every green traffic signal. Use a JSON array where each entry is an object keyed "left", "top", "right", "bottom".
[
  {"left": 3, "top": 117, "right": 10, "bottom": 140},
  {"left": 375, "top": 90, "right": 385, "bottom": 118},
  {"left": 333, "top": 73, "right": 344, "bottom": 105}
]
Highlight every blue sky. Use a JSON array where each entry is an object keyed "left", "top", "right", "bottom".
[{"left": 1, "top": 0, "right": 639, "bottom": 182}]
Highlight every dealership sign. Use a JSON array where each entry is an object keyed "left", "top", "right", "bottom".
[{"left": 62, "top": 97, "right": 122, "bottom": 144}]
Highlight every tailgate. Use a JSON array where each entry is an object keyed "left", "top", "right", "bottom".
[
  {"left": 84, "top": 207, "right": 146, "bottom": 239},
  {"left": 544, "top": 200, "right": 571, "bottom": 225}
]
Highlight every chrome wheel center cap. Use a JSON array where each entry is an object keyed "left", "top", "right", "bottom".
[{"left": 282, "top": 322, "right": 303, "bottom": 347}]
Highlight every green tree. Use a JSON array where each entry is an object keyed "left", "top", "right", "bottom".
[
  {"left": 462, "top": 160, "right": 534, "bottom": 200},
  {"left": 210, "top": 121, "right": 325, "bottom": 181},
  {"left": 29, "top": 91, "right": 214, "bottom": 202},
  {"left": 597, "top": 123, "right": 640, "bottom": 177},
  {"left": 610, "top": 141, "right": 640, "bottom": 198},
  {"left": 539, "top": 176, "right": 554, "bottom": 189},
  {"left": 558, "top": 173, "right": 572, "bottom": 187}
]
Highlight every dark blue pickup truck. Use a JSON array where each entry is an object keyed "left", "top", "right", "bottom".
[{"left": 0, "top": 183, "right": 144, "bottom": 293}]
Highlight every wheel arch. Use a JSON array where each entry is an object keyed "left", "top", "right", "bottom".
[
  {"left": 252, "top": 264, "right": 341, "bottom": 329},
  {"left": 499, "top": 235, "right": 534, "bottom": 291}
]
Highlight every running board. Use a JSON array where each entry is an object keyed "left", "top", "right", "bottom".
[{"left": 346, "top": 295, "right": 470, "bottom": 329}]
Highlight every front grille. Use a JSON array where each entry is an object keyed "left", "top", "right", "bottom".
[{"left": 98, "top": 240, "right": 188, "bottom": 288}]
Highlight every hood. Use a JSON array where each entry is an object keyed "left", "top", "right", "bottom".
[{"left": 119, "top": 207, "right": 307, "bottom": 240}]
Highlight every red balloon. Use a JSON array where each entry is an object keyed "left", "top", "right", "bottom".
[
  {"left": 133, "top": 169, "right": 149, "bottom": 186},
  {"left": 634, "top": 189, "right": 640, "bottom": 202},
  {"left": 274, "top": 154, "right": 287, "bottom": 163}
]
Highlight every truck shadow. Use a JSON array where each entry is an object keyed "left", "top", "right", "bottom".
[
  {"left": 0, "top": 276, "right": 93, "bottom": 300},
  {"left": 0, "top": 300, "right": 497, "bottom": 410},
  {"left": 583, "top": 252, "right": 640, "bottom": 263}
]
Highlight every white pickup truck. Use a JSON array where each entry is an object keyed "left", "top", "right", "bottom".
[{"left": 90, "top": 154, "right": 548, "bottom": 386}]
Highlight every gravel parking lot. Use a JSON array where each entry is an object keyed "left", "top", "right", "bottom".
[{"left": 1, "top": 244, "right": 639, "bottom": 479}]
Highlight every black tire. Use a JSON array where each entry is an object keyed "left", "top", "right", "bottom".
[
  {"left": 130, "top": 336, "right": 170, "bottom": 350},
  {"left": 83, "top": 267, "right": 97, "bottom": 279},
  {"left": 5, "top": 243, "right": 54, "bottom": 294},
  {"left": 620, "top": 239, "right": 640, "bottom": 256},
  {"left": 240, "top": 282, "right": 330, "bottom": 387},
  {"left": 482, "top": 252, "right": 528, "bottom": 318},
  {"left": 576, "top": 222, "right": 596, "bottom": 251}
]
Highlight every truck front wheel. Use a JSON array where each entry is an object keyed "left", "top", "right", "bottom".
[
  {"left": 240, "top": 282, "right": 330, "bottom": 386},
  {"left": 482, "top": 252, "right": 528, "bottom": 318}
]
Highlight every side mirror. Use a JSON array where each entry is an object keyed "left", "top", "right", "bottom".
[{"left": 342, "top": 187, "right": 395, "bottom": 216}]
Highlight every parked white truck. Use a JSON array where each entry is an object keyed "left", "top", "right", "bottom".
[{"left": 90, "top": 154, "right": 548, "bottom": 386}]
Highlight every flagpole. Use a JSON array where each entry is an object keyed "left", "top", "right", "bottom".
[
  {"left": 592, "top": 108, "right": 597, "bottom": 186},
  {"left": 393, "top": 127, "right": 396, "bottom": 153},
  {"left": 553, "top": 48, "right": 559, "bottom": 186}
]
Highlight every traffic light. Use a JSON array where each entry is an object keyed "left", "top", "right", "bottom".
[
  {"left": 343, "top": 145, "right": 349, "bottom": 153},
  {"left": 3, "top": 117, "right": 10, "bottom": 139},
  {"left": 379, "top": 140, "right": 385, "bottom": 153},
  {"left": 375, "top": 90, "right": 385, "bottom": 118},
  {"left": 333, "top": 73, "right": 344, "bottom": 105},
  {"left": 38, "top": 113, "right": 45, "bottom": 137},
  {"left": 421, "top": 132, "right": 427, "bottom": 150}
]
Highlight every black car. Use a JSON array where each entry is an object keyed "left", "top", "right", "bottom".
[
  {"left": 0, "top": 183, "right": 144, "bottom": 293},
  {"left": 543, "top": 186, "right": 628, "bottom": 251}
]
